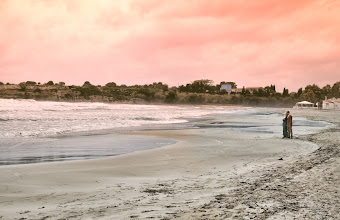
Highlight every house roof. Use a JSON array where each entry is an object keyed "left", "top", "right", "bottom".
[
  {"left": 325, "top": 98, "right": 340, "bottom": 102},
  {"left": 296, "top": 101, "right": 314, "bottom": 105}
]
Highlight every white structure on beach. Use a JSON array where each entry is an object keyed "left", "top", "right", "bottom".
[
  {"left": 322, "top": 97, "right": 340, "bottom": 109},
  {"left": 294, "top": 101, "right": 315, "bottom": 109}
]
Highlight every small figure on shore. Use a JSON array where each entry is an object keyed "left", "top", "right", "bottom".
[
  {"left": 286, "top": 111, "right": 293, "bottom": 138},
  {"left": 283, "top": 111, "right": 293, "bottom": 138},
  {"left": 283, "top": 113, "right": 288, "bottom": 138}
]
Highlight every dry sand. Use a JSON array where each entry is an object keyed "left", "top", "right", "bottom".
[
  {"left": 175, "top": 109, "right": 340, "bottom": 220},
  {"left": 0, "top": 108, "right": 338, "bottom": 219}
]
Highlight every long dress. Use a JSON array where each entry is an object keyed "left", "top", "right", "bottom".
[{"left": 283, "top": 117, "right": 288, "bottom": 137}]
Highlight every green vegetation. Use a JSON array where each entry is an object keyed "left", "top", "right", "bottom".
[
  {"left": 179, "top": 79, "right": 217, "bottom": 94},
  {"left": 105, "top": 82, "right": 117, "bottom": 87},
  {"left": 64, "top": 93, "right": 72, "bottom": 99},
  {"left": 25, "top": 81, "right": 37, "bottom": 85},
  {"left": 46, "top": 81, "right": 54, "bottom": 85},
  {"left": 75, "top": 81, "right": 102, "bottom": 99},
  {"left": 0, "top": 80, "right": 339, "bottom": 107},
  {"left": 33, "top": 88, "right": 42, "bottom": 93},
  {"left": 19, "top": 82, "right": 27, "bottom": 91},
  {"left": 165, "top": 90, "right": 177, "bottom": 103}
]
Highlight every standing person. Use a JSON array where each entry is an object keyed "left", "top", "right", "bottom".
[
  {"left": 283, "top": 112, "right": 288, "bottom": 138},
  {"left": 286, "top": 111, "right": 293, "bottom": 138}
]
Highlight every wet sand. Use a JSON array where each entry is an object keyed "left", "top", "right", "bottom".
[
  {"left": 0, "top": 134, "right": 176, "bottom": 165},
  {"left": 0, "top": 108, "right": 338, "bottom": 219},
  {"left": 175, "top": 108, "right": 340, "bottom": 220}
]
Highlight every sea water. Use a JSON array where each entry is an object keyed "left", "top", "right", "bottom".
[
  {"left": 0, "top": 99, "right": 241, "bottom": 165},
  {"left": 0, "top": 99, "right": 238, "bottom": 139},
  {"left": 0, "top": 99, "right": 332, "bottom": 165}
]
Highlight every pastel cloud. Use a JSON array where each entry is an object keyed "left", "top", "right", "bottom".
[{"left": 0, "top": 0, "right": 339, "bottom": 91}]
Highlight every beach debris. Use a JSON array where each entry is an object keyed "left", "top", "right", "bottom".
[
  {"left": 141, "top": 210, "right": 156, "bottom": 213},
  {"left": 278, "top": 158, "right": 283, "bottom": 160},
  {"left": 143, "top": 188, "right": 174, "bottom": 195}
]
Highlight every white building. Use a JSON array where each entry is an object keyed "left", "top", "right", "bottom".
[
  {"left": 220, "top": 84, "right": 232, "bottom": 93},
  {"left": 246, "top": 87, "right": 262, "bottom": 93},
  {"left": 322, "top": 97, "right": 340, "bottom": 109},
  {"left": 294, "top": 101, "right": 315, "bottom": 109}
]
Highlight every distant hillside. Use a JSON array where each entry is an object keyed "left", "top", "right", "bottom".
[{"left": 0, "top": 80, "right": 339, "bottom": 107}]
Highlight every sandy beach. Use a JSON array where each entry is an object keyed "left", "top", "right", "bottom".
[{"left": 0, "top": 108, "right": 339, "bottom": 219}]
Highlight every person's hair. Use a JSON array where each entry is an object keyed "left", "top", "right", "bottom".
[{"left": 287, "top": 111, "right": 290, "bottom": 113}]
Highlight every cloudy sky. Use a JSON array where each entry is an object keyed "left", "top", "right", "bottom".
[{"left": 0, "top": 0, "right": 339, "bottom": 91}]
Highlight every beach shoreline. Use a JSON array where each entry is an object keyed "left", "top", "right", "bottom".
[
  {"left": 0, "top": 108, "right": 338, "bottom": 219},
  {"left": 175, "top": 108, "right": 340, "bottom": 219}
]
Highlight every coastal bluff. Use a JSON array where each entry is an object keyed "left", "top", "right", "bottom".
[
  {"left": 1, "top": 80, "right": 339, "bottom": 106},
  {"left": 0, "top": 84, "right": 115, "bottom": 102}
]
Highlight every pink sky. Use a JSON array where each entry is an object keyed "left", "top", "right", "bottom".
[{"left": 0, "top": 0, "right": 339, "bottom": 91}]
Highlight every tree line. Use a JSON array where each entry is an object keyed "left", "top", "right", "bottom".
[{"left": 0, "top": 80, "right": 339, "bottom": 107}]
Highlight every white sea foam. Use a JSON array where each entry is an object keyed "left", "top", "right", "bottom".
[{"left": 0, "top": 99, "right": 240, "bottom": 140}]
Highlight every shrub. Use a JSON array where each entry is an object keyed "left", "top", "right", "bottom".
[
  {"left": 64, "top": 93, "right": 72, "bottom": 99},
  {"left": 165, "top": 90, "right": 177, "bottom": 103},
  {"left": 26, "top": 81, "right": 37, "bottom": 85},
  {"left": 137, "top": 88, "right": 155, "bottom": 101},
  {"left": 33, "top": 88, "right": 42, "bottom": 93},
  {"left": 19, "top": 82, "right": 27, "bottom": 91},
  {"left": 83, "top": 81, "right": 92, "bottom": 87},
  {"left": 105, "top": 82, "right": 117, "bottom": 87},
  {"left": 186, "top": 94, "right": 204, "bottom": 104},
  {"left": 75, "top": 86, "right": 101, "bottom": 99}
]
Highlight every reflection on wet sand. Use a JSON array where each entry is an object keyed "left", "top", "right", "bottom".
[{"left": 0, "top": 135, "right": 176, "bottom": 166}]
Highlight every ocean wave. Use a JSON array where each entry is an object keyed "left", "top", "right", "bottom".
[
  {"left": 0, "top": 118, "right": 11, "bottom": 121},
  {"left": 133, "top": 117, "right": 159, "bottom": 121},
  {"left": 0, "top": 99, "right": 239, "bottom": 139}
]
